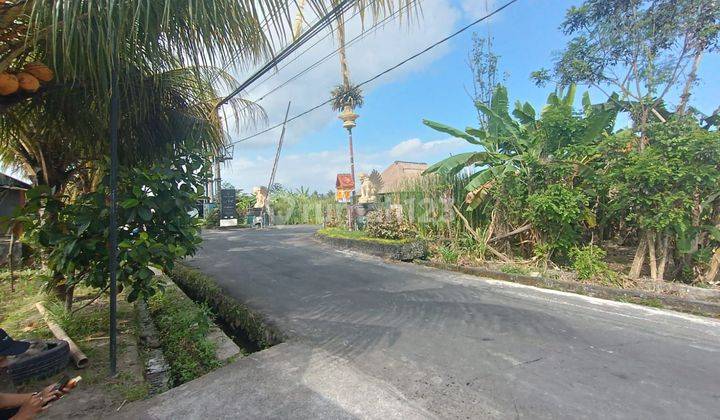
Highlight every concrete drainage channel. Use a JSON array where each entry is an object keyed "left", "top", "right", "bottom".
[{"left": 137, "top": 266, "right": 282, "bottom": 395}]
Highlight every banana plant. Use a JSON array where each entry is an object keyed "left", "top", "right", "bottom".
[{"left": 423, "top": 84, "right": 617, "bottom": 210}]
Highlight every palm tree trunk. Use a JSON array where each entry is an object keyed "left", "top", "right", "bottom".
[
  {"left": 292, "top": 0, "right": 307, "bottom": 40},
  {"left": 337, "top": 15, "right": 351, "bottom": 89}
]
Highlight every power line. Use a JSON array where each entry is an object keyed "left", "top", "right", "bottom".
[
  {"left": 230, "top": 0, "right": 521, "bottom": 145},
  {"left": 243, "top": 2, "right": 373, "bottom": 95},
  {"left": 252, "top": 0, "right": 418, "bottom": 104},
  {"left": 216, "top": 0, "right": 356, "bottom": 109}
]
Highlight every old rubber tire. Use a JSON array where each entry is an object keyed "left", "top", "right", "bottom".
[{"left": 7, "top": 340, "right": 70, "bottom": 384}]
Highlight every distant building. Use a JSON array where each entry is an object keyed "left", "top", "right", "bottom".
[
  {"left": 0, "top": 172, "right": 29, "bottom": 219},
  {"left": 335, "top": 173, "right": 355, "bottom": 203},
  {"left": 0, "top": 172, "right": 30, "bottom": 265},
  {"left": 378, "top": 161, "right": 429, "bottom": 194}
]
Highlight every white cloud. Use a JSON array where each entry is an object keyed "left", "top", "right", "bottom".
[
  {"left": 389, "top": 137, "right": 463, "bottom": 159},
  {"left": 223, "top": 0, "right": 462, "bottom": 149},
  {"left": 222, "top": 135, "right": 475, "bottom": 193},
  {"left": 461, "top": 0, "right": 496, "bottom": 20},
  {"left": 218, "top": 0, "right": 476, "bottom": 193}
]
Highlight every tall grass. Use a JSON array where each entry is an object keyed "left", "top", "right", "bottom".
[{"left": 266, "top": 173, "right": 487, "bottom": 236}]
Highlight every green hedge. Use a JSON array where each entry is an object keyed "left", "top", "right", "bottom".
[{"left": 168, "top": 264, "right": 282, "bottom": 349}]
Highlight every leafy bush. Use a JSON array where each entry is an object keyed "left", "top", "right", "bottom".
[
  {"left": 526, "top": 184, "right": 587, "bottom": 259},
  {"left": 365, "top": 210, "right": 416, "bottom": 240},
  {"left": 570, "top": 244, "right": 616, "bottom": 284},
  {"left": 203, "top": 207, "right": 220, "bottom": 227},
  {"left": 500, "top": 264, "right": 531, "bottom": 276}
]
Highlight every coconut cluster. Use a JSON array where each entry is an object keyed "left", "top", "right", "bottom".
[{"left": 0, "top": 62, "right": 53, "bottom": 96}]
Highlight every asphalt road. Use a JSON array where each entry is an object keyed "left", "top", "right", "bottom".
[{"left": 120, "top": 226, "right": 720, "bottom": 419}]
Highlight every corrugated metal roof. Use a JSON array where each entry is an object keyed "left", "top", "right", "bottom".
[{"left": 0, "top": 173, "right": 31, "bottom": 190}]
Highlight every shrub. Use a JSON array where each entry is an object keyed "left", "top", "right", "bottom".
[
  {"left": 365, "top": 210, "right": 416, "bottom": 240},
  {"left": 437, "top": 245, "right": 459, "bottom": 264},
  {"left": 16, "top": 147, "right": 208, "bottom": 304},
  {"left": 526, "top": 184, "right": 587, "bottom": 260},
  {"left": 203, "top": 207, "right": 220, "bottom": 227},
  {"left": 570, "top": 244, "right": 617, "bottom": 284}
]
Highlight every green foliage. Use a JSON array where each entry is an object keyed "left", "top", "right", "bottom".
[
  {"left": 169, "top": 265, "right": 280, "bottom": 349},
  {"left": 437, "top": 245, "right": 459, "bottom": 264},
  {"left": 14, "top": 147, "right": 209, "bottom": 302},
  {"left": 526, "top": 184, "right": 588, "bottom": 258},
  {"left": 500, "top": 264, "right": 531, "bottom": 276},
  {"left": 330, "top": 84, "right": 364, "bottom": 111},
  {"left": 148, "top": 286, "right": 221, "bottom": 386},
  {"left": 423, "top": 84, "right": 616, "bottom": 211},
  {"left": 570, "top": 244, "right": 616, "bottom": 284},
  {"left": 317, "top": 227, "right": 412, "bottom": 245},
  {"left": 203, "top": 207, "right": 220, "bottom": 227},
  {"left": 605, "top": 119, "right": 720, "bottom": 235},
  {"left": 235, "top": 192, "right": 255, "bottom": 219},
  {"left": 365, "top": 210, "right": 416, "bottom": 240},
  {"left": 269, "top": 188, "right": 337, "bottom": 225}
]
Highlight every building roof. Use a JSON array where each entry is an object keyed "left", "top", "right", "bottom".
[
  {"left": 336, "top": 173, "right": 355, "bottom": 190},
  {"left": 378, "top": 161, "right": 429, "bottom": 194},
  {"left": 0, "top": 172, "right": 30, "bottom": 190}
]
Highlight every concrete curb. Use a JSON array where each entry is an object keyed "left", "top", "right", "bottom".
[
  {"left": 416, "top": 260, "right": 720, "bottom": 318},
  {"left": 315, "top": 233, "right": 427, "bottom": 261},
  {"left": 135, "top": 300, "right": 171, "bottom": 395}
]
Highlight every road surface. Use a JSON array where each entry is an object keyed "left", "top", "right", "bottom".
[{"left": 120, "top": 226, "right": 720, "bottom": 419}]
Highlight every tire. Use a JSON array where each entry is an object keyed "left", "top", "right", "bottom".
[{"left": 7, "top": 340, "right": 70, "bottom": 384}]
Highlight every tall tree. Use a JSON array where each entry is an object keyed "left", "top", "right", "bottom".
[
  {"left": 467, "top": 33, "right": 504, "bottom": 130},
  {"left": 532, "top": 0, "right": 719, "bottom": 279},
  {"left": 532, "top": 0, "right": 719, "bottom": 149}
]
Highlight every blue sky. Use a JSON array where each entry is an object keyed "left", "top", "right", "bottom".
[
  {"left": 222, "top": 0, "right": 719, "bottom": 194},
  {"left": 7, "top": 1, "right": 713, "bottom": 190}
]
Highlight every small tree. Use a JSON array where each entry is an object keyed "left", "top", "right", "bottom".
[
  {"left": 532, "top": 0, "right": 719, "bottom": 148},
  {"left": 16, "top": 147, "right": 210, "bottom": 309},
  {"left": 467, "top": 33, "right": 506, "bottom": 129}
]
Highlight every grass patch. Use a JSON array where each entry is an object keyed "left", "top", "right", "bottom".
[
  {"left": 169, "top": 264, "right": 281, "bottom": 350},
  {"left": 147, "top": 285, "right": 221, "bottom": 386},
  {"left": 0, "top": 268, "right": 150, "bottom": 412},
  {"left": 317, "top": 227, "right": 413, "bottom": 245},
  {"left": 0, "top": 269, "right": 53, "bottom": 340},
  {"left": 618, "top": 296, "right": 665, "bottom": 309},
  {"left": 500, "top": 264, "right": 532, "bottom": 276}
]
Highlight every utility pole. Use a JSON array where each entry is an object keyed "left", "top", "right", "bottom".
[{"left": 214, "top": 157, "right": 222, "bottom": 202}]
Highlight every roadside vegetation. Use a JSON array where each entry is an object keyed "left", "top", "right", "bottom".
[
  {"left": 263, "top": 0, "right": 720, "bottom": 303},
  {"left": 147, "top": 285, "right": 222, "bottom": 386},
  {"left": 415, "top": 0, "right": 720, "bottom": 291}
]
